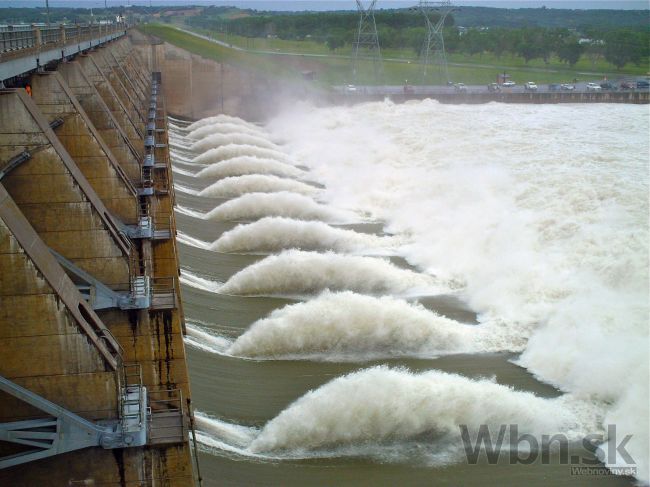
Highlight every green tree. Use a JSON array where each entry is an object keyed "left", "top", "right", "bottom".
[
  {"left": 514, "top": 29, "right": 545, "bottom": 64},
  {"left": 326, "top": 32, "right": 345, "bottom": 51},
  {"left": 557, "top": 37, "right": 584, "bottom": 67},
  {"left": 603, "top": 29, "right": 644, "bottom": 69},
  {"left": 461, "top": 29, "right": 487, "bottom": 57}
]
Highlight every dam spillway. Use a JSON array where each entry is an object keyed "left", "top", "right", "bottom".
[
  {"left": 0, "top": 27, "right": 200, "bottom": 485},
  {"left": 1, "top": 22, "right": 648, "bottom": 487}
]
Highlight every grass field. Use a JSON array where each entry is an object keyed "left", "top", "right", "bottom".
[{"left": 141, "top": 23, "right": 649, "bottom": 87}]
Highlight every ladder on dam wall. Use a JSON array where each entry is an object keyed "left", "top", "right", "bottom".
[{"left": 0, "top": 34, "right": 199, "bottom": 485}]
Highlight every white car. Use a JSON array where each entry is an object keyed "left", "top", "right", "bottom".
[
  {"left": 586, "top": 82, "right": 602, "bottom": 92},
  {"left": 502, "top": 81, "right": 516, "bottom": 87},
  {"left": 345, "top": 84, "right": 357, "bottom": 93},
  {"left": 560, "top": 83, "right": 575, "bottom": 91},
  {"left": 524, "top": 81, "right": 538, "bottom": 91}
]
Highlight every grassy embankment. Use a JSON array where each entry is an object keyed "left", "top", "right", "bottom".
[{"left": 141, "top": 23, "right": 648, "bottom": 86}]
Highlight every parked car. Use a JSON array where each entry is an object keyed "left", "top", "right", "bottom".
[
  {"left": 549, "top": 84, "right": 560, "bottom": 92},
  {"left": 487, "top": 82, "right": 501, "bottom": 92},
  {"left": 560, "top": 83, "right": 575, "bottom": 91},
  {"left": 620, "top": 81, "right": 634, "bottom": 90},
  {"left": 454, "top": 83, "right": 467, "bottom": 92},
  {"left": 345, "top": 84, "right": 357, "bottom": 93},
  {"left": 600, "top": 82, "right": 617, "bottom": 90},
  {"left": 586, "top": 82, "right": 602, "bottom": 91},
  {"left": 502, "top": 81, "right": 516, "bottom": 87},
  {"left": 637, "top": 80, "right": 650, "bottom": 89},
  {"left": 524, "top": 81, "right": 538, "bottom": 91}
]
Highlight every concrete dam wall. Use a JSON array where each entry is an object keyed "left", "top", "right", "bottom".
[
  {"left": 129, "top": 30, "right": 325, "bottom": 122},
  {"left": 0, "top": 32, "right": 199, "bottom": 486}
]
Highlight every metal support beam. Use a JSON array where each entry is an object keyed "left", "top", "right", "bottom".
[
  {"left": 0, "top": 375, "right": 147, "bottom": 469},
  {"left": 50, "top": 248, "right": 151, "bottom": 310}
]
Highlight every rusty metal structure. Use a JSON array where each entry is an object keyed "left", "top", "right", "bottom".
[{"left": 0, "top": 23, "right": 200, "bottom": 486}]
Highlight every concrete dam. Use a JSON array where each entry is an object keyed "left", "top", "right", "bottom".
[
  {"left": 0, "top": 24, "right": 200, "bottom": 485},
  {"left": 1, "top": 22, "right": 647, "bottom": 487}
]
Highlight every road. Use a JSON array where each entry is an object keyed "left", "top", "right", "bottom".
[
  {"left": 171, "top": 26, "right": 648, "bottom": 94},
  {"left": 333, "top": 82, "right": 649, "bottom": 95}
]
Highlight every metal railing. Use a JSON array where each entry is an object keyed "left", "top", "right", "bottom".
[
  {"left": 151, "top": 276, "right": 177, "bottom": 309},
  {"left": 153, "top": 212, "right": 173, "bottom": 239},
  {"left": 147, "top": 388, "right": 186, "bottom": 445},
  {"left": 1, "top": 22, "right": 127, "bottom": 57},
  {"left": 148, "top": 388, "right": 183, "bottom": 415},
  {"left": 120, "top": 363, "right": 147, "bottom": 438},
  {"left": 154, "top": 169, "right": 170, "bottom": 194},
  {"left": 136, "top": 166, "right": 154, "bottom": 195}
]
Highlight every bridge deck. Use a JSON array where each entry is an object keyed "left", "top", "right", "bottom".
[{"left": 1, "top": 23, "right": 127, "bottom": 82}]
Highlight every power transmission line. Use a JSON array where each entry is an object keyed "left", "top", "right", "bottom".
[
  {"left": 351, "top": 0, "right": 383, "bottom": 85},
  {"left": 418, "top": 0, "right": 456, "bottom": 85}
]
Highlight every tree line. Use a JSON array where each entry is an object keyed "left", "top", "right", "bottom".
[
  {"left": 441, "top": 27, "right": 649, "bottom": 69},
  {"left": 188, "top": 8, "right": 649, "bottom": 70}
]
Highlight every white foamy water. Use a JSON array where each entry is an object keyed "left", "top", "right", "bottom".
[
  {"left": 228, "top": 291, "right": 479, "bottom": 360},
  {"left": 175, "top": 205, "right": 206, "bottom": 219},
  {"left": 193, "top": 144, "right": 292, "bottom": 165},
  {"left": 194, "top": 367, "right": 602, "bottom": 463},
  {"left": 213, "top": 217, "right": 399, "bottom": 254},
  {"left": 204, "top": 192, "right": 356, "bottom": 223},
  {"left": 170, "top": 150, "right": 203, "bottom": 167},
  {"left": 196, "top": 157, "right": 304, "bottom": 180},
  {"left": 219, "top": 250, "right": 448, "bottom": 297},
  {"left": 169, "top": 139, "right": 196, "bottom": 152},
  {"left": 177, "top": 231, "right": 211, "bottom": 250},
  {"left": 186, "top": 114, "right": 259, "bottom": 131},
  {"left": 199, "top": 175, "right": 319, "bottom": 198},
  {"left": 188, "top": 122, "right": 270, "bottom": 141},
  {"left": 180, "top": 269, "right": 223, "bottom": 293},
  {"left": 191, "top": 133, "right": 280, "bottom": 153},
  {"left": 174, "top": 183, "right": 200, "bottom": 195},
  {"left": 266, "top": 100, "right": 649, "bottom": 482},
  {"left": 185, "top": 323, "right": 232, "bottom": 354},
  {"left": 171, "top": 165, "right": 198, "bottom": 177}
]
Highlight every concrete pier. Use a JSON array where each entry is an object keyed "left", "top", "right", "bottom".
[{"left": 0, "top": 33, "right": 199, "bottom": 486}]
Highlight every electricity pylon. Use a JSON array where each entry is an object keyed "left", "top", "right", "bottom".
[
  {"left": 419, "top": 1, "right": 455, "bottom": 85},
  {"left": 351, "top": 0, "right": 383, "bottom": 85}
]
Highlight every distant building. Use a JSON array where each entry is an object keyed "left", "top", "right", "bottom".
[{"left": 579, "top": 38, "right": 604, "bottom": 45}]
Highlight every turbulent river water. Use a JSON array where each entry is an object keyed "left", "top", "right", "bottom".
[{"left": 168, "top": 100, "right": 649, "bottom": 487}]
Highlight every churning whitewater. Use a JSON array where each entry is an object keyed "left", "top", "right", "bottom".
[
  {"left": 196, "top": 157, "right": 305, "bottom": 180},
  {"left": 229, "top": 291, "right": 480, "bottom": 359},
  {"left": 187, "top": 122, "right": 270, "bottom": 141},
  {"left": 193, "top": 366, "right": 602, "bottom": 461},
  {"left": 199, "top": 175, "right": 318, "bottom": 198},
  {"left": 191, "top": 132, "right": 280, "bottom": 152},
  {"left": 213, "top": 217, "right": 399, "bottom": 254},
  {"left": 204, "top": 192, "right": 357, "bottom": 223},
  {"left": 170, "top": 100, "right": 649, "bottom": 484},
  {"left": 219, "top": 250, "right": 447, "bottom": 296}
]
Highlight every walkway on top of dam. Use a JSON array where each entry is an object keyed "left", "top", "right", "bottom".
[{"left": 0, "top": 22, "right": 127, "bottom": 82}]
